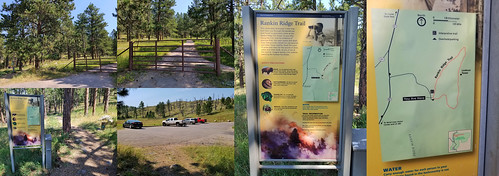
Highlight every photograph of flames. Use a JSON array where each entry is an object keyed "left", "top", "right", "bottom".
[{"left": 260, "top": 113, "right": 338, "bottom": 160}]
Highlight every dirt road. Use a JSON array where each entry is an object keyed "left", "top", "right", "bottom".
[
  {"left": 50, "top": 128, "right": 115, "bottom": 176},
  {"left": 123, "top": 40, "right": 233, "bottom": 88},
  {"left": 1, "top": 63, "right": 116, "bottom": 88},
  {"left": 117, "top": 122, "right": 234, "bottom": 147}
]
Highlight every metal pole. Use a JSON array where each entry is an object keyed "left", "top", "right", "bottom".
[
  {"left": 243, "top": 6, "right": 260, "bottom": 176},
  {"left": 5, "top": 93, "right": 15, "bottom": 173},
  {"left": 129, "top": 41, "right": 133, "bottom": 70},
  {"left": 338, "top": 7, "right": 358, "bottom": 176},
  {"left": 40, "top": 95, "right": 45, "bottom": 169},
  {"left": 483, "top": 0, "right": 499, "bottom": 175}
]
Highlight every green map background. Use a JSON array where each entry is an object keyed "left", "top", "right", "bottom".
[
  {"left": 302, "top": 46, "right": 341, "bottom": 101},
  {"left": 372, "top": 9, "right": 476, "bottom": 162}
]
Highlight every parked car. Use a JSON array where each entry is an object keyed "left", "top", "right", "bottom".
[
  {"left": 123, "top": 120, "right": 143, "bottom": 129},
  {"left": 162, "top": 118, "right": 187, "bottom": 127},
  {"left": 195, "top": 117, "right": 207, "bottom": 123},
  {"left": 184, "top": 118, "right": 197, "bottom": 125}
]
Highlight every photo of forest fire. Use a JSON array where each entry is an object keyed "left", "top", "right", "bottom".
[{"left": 260, "top": 114, "right": 337, "bottom": 160}]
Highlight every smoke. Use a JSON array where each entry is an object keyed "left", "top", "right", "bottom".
[{"left": 260, "top": 115, "right": 337, "bottom": 160}]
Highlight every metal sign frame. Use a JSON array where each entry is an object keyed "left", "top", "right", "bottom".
[
  {"left": 243, "top": 6, "right": 359, "bottom": 176},
  {"left": 5, "top": 93, "right": 45, "bottom": 173}
]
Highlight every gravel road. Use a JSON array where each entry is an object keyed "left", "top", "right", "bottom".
[{"left": 118, "top": 122, "right": 234, "bottom": 147}]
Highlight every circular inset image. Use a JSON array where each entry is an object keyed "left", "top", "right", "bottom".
[
  {"left": 13, "top": 122, "right": 17, "bottom": 125},
  {"left": 12, "top": 117, "right": 16, "bottom": 121},
  {"left": 261, "top": 92, "right": 272, "bottom": 102},
  {"left": 262, "top": 79, "right": 272, "bottom": 89},
  {"left": 261, "top": 66, "right": 273, "bottom": 75},
  {"left": 263, "top": 104, "right": 272, "bottom": 113}
]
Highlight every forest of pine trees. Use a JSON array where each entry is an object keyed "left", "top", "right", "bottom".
[
  {"left": 116, "top": 0, "right": 233, "bottom": 42},
  {"left": 0, "top": 1, "right": 115, "bottom": 70},
  {"left": 117, "top": 96, "right": 233, "bottom": 119}
]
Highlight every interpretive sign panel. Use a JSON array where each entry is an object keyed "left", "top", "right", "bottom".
[
  {"left": 9, "top": 96, "right": 42, "bottom": 148},
  {"left": 372, "top": 9, "right": 476, "bottom": 162},
  {"left": 5, "top": 93, "right": 45, "bottom": 173},
  {"left": 256, "top": 13, "right": 344, "bottom": 161}
]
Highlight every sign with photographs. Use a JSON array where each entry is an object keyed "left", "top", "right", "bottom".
[
  {"left": 8, "top": 95, "right": 43, "bottom": 148},
  {"left": 255, "top": 13, "right": 344, "bottom": 161}
]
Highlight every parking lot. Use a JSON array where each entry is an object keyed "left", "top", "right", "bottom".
[{"left": 117, "top": 122, "right": 234, "bottom": 147}]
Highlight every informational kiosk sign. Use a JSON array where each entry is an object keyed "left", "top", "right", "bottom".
[
  {"left": 5, "top": 93, "right": 45, "bottom": 173},
  {"left": 367, "top": 0, "right": 483, "bottom": 175},
  {"left": 257, "top": 13, "right": 343, "bottom": 161},
  {"left": 243, "top": 6, "right": 358, "bottom": 176}
]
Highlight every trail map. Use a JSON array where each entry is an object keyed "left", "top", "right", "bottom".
[
  {"left": 302, "top": 46, "right": 340, "bottom": 101},
  {"left": 372, "top": 9, "right": 476, "bottom": 161}
]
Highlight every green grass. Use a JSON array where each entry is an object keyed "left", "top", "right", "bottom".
[
  {"left": 194, "top": 39, "right": 235, "bottom": 67},
  {"left": 234, "top": 90, "right": 338, "bottom": 176},
  {"left": 182, "top": 145, "right": 234, "bottom": 176},
  {"left": 0, "top": 56, "right": 116, "bottom": 85},
  {"left": 73, "top": 56, "right": 117, "bottom": 72},
  {"left": 116, "top": 71, "right": 139, "bottom": 85},
  {"left": 117, "top": 144, "right": 156, "bottom": 176},
  {"left": 117, "top": 38, "right": 182, "bottom": 71},
  {"left": 196, "top": 69, "right": 234, "bottom": 88}
]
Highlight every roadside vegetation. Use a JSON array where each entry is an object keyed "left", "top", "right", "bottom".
[
  {"left": 183, "top": 145, "right": 234, "bottom": 176},
  {"left": 0, "top": 1, "right": 116, "bottom": 85},
  {"left": 117, "top": 145, "right": 153, "bottom": 176}
]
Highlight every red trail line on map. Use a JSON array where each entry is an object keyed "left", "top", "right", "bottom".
[{"left": 432, "top": 47, "right": 466, "bottom": 109}]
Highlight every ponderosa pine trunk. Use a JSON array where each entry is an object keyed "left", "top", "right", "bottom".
[
  {"left": 92, "top": 88, "right": 97, "bottom": 116},
  {"left": 84, "top": 88, "right": 88, "bottom": 116},
  {"left": 104, "top": 88, "right": 109, "bottom": 113},
  {"left": 63, "top": 88, "right": 73, "bottom": 134}
]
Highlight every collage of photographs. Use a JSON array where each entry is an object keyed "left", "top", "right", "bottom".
[{"left": 0, "top": 0, "right": 497, "bottom": 176}]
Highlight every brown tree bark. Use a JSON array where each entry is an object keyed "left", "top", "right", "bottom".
[
  {"left": 63, "top": 88, "right": 73, "bottom": 134},
  {"left": 358, "top": 2, "right": 367, "bottom": 110},
  {"left": 104, "top": 88, "right": 109, "bottom": 113},
  {"left": 84, "top": 88, "right": 88, "bottom": 116},
  {"left": 92, "top": 88, "right": 97, "bottom": 116}
]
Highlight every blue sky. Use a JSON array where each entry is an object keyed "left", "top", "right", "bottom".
[
  {"left": 173, "top": 0, "right": 193, "bottom": 14},
  {"left": 119, "top": 88, "right": 234, "bottom": 107},
  {"left": 0, "top": 0, "right": 116, "bottom": 34}
]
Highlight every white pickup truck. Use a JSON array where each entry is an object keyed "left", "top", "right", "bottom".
[{"left": 162, "top": 117, "right": 187, "bottom": 127}]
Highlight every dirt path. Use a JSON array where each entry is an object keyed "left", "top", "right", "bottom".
[
  {"left": 50, "top": 128, "right": 115, "bottom": 176},
  {"left": 123, "top": 40, "right": 233, "bottom": 88},
  {"left": 1, "top": 64, "right": 116, "bottom": 88}
]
